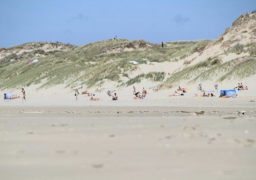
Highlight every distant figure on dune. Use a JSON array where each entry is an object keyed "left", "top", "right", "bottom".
[
  {"left": 161, "top": 42, "right": 164, "bottom": 48},
  {"left": 21, "top": 88, "right": 26, "bottom": 102}
]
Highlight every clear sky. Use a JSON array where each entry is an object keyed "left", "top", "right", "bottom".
[{"left": 0, "top": 0, "right": 255, "bottom": 48}]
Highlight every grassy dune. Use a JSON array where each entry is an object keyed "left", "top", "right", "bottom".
[
  {"left": 2, "top": 39, "right": 255, "bottom": 90},
  {"left": 0, "top": 39, "right": 209, "bottom": 89}
]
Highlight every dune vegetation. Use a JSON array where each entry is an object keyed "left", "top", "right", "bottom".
[
  {"left": 0, "top": 39, "right": 211, "bottom": 89},
  {"left": 0, "top": 37, "right": 255, "bottom": 90}
]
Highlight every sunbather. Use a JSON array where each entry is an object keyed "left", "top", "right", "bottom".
[
  {"left": 194, "top": 92, "right": 209, "bottom": 97},
  {"left": 11, "top": 95, "right": 20, "bottom": 99},
  {"left": 90, "top": 94, "right": 100, "bottom": 101},
  {"left": 112, "top": 93, "right": 118, "bottom": 100},
  {"left": 90, "top": 97, "right": 100, "bottom": 101},
  {"left": 243, "top": 86, "right": 248, "bottom": 90},
  {"left": 142, "top": 87, "right": 147, "bottom": 97},
  {"left": 177, "top": 86, "right": 186, "bottom": 93},
  {"left": 82, "top": 90, "right": 91, "bottom": 95},
  {"left": 169, "top": 91, "right": 184, "bottom": 97},
  {"left": 219, "top": 91, "right": 229, "bottom": 98},
  {"left": 133, "top": 86, "right": 141, "bottom": 98}
]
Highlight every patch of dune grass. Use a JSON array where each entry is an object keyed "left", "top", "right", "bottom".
[
  {"left": 126, "top": 72, "right": 165, "bottom": 86},
  {"left": 218, "top": 58, "right": 256, "bottom": 81},
  {"left": 0, "top": 39, "right": 211, "bottom": 89},
  {"left": 185, "top": 57, "right": 256, "bottom": 84},
  {"left": 162, "top": 57, "right": 221, "bottom": 87}
]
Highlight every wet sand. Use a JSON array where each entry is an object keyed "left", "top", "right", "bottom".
[{"left": 0, "top": 105, "right": 256, "bottom": 180}]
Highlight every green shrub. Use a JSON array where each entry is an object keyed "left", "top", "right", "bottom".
[
  {"left": 126, "top": 75, "right": 142, "bottom": 86},
  {"left": 248, "top": 46, "right": 256, "bottom": 56},
  {"left": 0, "top": 53, "right": 18, "bottom": 65},
  {"left": 230, "top": 44, "right": 244, "bottom": 54},
  {"left": 192, "top": 40, "right": 211, "bottom": 53},
  {"left": 126, "top": 72, "right": 165, "bottom": 86}
]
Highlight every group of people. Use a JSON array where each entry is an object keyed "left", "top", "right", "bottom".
[
  {"left": 234, "top": 83, "right": 248, "bottom": 91},
  {"left": 73, "top": 87, "right": 119, "bottom": 101},
  {"left": 194, "top": 92, "right": 215, "bottom": 97},
  {"left": 71, "top": 82, "right": 251, "bottom": 101},
  {"left": 133, "top": 86, "right": 147, "bottom": 99}
]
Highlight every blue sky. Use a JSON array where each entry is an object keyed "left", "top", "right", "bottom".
[{"left": 0, "top": 0, "right": 255, "bottom": 48}]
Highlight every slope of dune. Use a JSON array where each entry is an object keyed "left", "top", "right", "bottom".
[{"left": 0, "top": 13, "right": 255, "bottom": 99}]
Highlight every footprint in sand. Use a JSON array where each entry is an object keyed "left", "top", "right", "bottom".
[
  {"left": 55, "top": 150, "right": 66, "bottom": 154},
  {"left": 222, "top": 139, "right": 255, "bottom": 147},
  {"left": 182, "top": 126, "right": 206, "bottom": 138},
  {"left": 165, "top": 136, "right": 172, "bottom": 139},
  {"left": 92, "top": 164, "right": 104, "bottom": 169}
]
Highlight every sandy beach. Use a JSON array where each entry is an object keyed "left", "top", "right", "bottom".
[
  {"left": 1, "top": 1, "right": 256, "bottom": 180},
  {"left": 1, "top": 103, "right": 256, "bottom": 180}
]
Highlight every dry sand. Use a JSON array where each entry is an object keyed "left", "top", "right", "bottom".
[{"left": 1, "top": 104, "right": 256, "bottom": 180}]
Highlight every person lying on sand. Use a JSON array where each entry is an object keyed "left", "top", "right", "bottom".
[
  {"left": 219, "top": 91, "right": 229, "bottom": 98},
  {"left": 82, "top": 90, "right": 91, "bottom": 96},
  {"left": 112, "top": 93, "right": 118, "bottom": 100},
  {"left": 10, "top": 95, "right": 20, "bottom": 99},
  {"left": 133, "top": 86, "right": 140, "bottom": 96},
  {"left": 169, "top": 91, "right": 184, "bottom": 97},
  {"left": 134, "top": 93, "right": 141, "bottom": 99},
  {"left": 90, "top": 97, "right": 100, "bottom": 101},
  {"left": 194, "top": 92, "right": 210, "bottom": 97},
  {"left": 90, "top": 94, "right": 100, "bottom": 101},
  {"left": 133, "top": 86, "right": 141, "bottom": 98}
]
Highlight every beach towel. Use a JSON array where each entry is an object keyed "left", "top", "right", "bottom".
[{"left": 220, "top": 89, "right": 237, "bottom": 98}]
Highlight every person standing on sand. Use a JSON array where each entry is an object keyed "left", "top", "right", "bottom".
[
  {"left": 161, "top": 42, "right": 164, "bottom": 48},
  {"left": 21, "top": 88, "right": 26, "bottom": 102}
]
